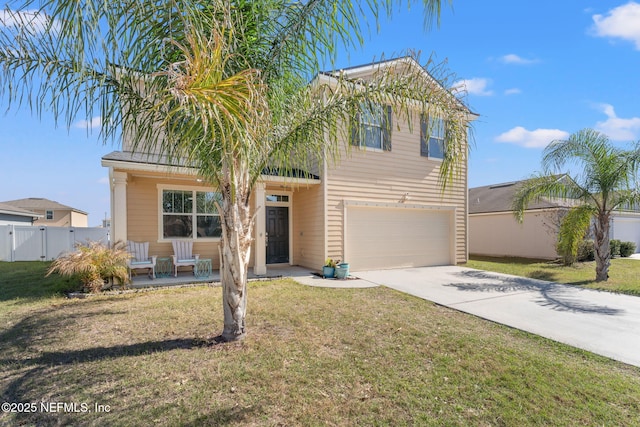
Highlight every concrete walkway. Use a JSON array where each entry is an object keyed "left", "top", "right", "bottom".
[
  {"left": 347, "top": 266, "right": 640, "bottom": 368},
  {"left": 292, "top": 265, "right": 640, "bottom": 368}
]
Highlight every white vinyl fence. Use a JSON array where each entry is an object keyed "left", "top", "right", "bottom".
[{"left": 0, "top": 225, "right": 110, "bottom": 262}]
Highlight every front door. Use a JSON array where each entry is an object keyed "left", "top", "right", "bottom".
[{"left": 266, "top": 206, "right": 289, "bottom": 264}]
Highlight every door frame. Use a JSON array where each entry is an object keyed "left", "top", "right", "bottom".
[{"left": 265, "top": 191, "right": 293, "bottom": 265}]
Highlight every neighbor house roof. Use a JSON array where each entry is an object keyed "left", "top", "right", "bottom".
[
  {"left": 469, "top": 179, "right": 572, "bottom": 215},
  {"left": 0, "top": 202, "right": 41, "bottom": 218},
  {"left": 1, "top": 198, "right": 88, "bottom": 215}
]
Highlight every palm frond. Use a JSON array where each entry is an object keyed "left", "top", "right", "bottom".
[
  {"left": 512, "top": 174, "right": 584, "bottom": 223},
  {"left": 556, "top": 204, "right": 595, "bottom": 265}
]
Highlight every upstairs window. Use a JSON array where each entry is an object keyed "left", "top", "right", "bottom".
[
  {"left": 420, "top": 115, "right": 446, "bottom": 160},
  {"left": 351, "top": 104, "right": 392, "bottom": 151},
  {"left": 46, "top": 210, "right": 54, "bottom": 220},
  {"left": 162, "top": 189, "right": 222, "bottom": 239}
]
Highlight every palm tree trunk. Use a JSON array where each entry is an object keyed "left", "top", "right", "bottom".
[
  {"left": 218, "top": 164, "right": 254, "bottom": 342},
  {"left": 593, "top": 213, "right": 611, "bottom": 282}
]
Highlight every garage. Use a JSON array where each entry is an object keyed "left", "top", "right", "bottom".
[
  {"left": 611, "top": 215, "right": 640, "bottom": 254},
  {"left": 346, "top": 205, "right": 454, "bottom": 271}
]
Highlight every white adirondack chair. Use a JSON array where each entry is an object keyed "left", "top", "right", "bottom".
[
  {"left": 127, "top": 241, "right": 157, "bottom": 279},
  {"left": 171, "top": 240, "right": 199, "bottom": 277}
]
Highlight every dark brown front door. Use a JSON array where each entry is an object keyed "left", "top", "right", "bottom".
[{"left": 266, "top": 206, "right": 289, "bottom": 264}]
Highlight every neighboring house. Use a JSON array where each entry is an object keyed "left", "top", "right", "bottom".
[
  {"left": 469, "top": 180, "right": 568, "bottom": 260},
  {"left": 101, "top": 57, "right": 477, "bottom": 274},
  {"left": 0, "top": 202, "right": 41, "bottom": 225},
  {"left": 469, "top": 179, "right": 640, "bottom": 259},
  {"left": 1, "top": 198, "right": 89, "bottom": 227}
]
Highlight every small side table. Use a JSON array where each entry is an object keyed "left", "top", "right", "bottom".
[
  {"left": 156, "top": 257, "right": 173, "bottom": 278},
  {"left": 195, "top": 258, "right": 212, "bottom": 278}
]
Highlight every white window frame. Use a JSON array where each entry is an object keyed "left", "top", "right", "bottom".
[
  {"left": 46, "top": 210, "right": 54, "bottom": 220},
  {"left": 157, "top": 184, "right": 222, "bottom": 242},
  {"left": 357, "top": 103, "right": 385, "bottom": 151},
  {"left": 421, "top": 115, "right": 445, "bottom": 161}
]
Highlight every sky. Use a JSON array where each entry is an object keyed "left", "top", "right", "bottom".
[{"left": 1, "top": 1, "right": 640, "bottom": 226}]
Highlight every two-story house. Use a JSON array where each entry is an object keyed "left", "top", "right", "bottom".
[
  {"left": 101, "top": 57, "right": 477, "bottom": 274},
  {"left": 1, "top": 198, "right": 88, "bottom": 227}
]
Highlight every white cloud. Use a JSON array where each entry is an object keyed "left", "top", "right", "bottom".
[
  {"left": 0, "top": 9, "right": 59, "bottom": 34},
  {"left": 495, "top": 126, "right": 570, "bottom": 148},
  {"left": 592, "top": 2, "right": 640, "bottom": 49},
  {"left": 499, "top": 54, "right": 538, "bottom": 65},
  {"left": 74, "top": 116, "right": 102, "bottom": 129},
  {"left": 452, "top": 78, "right": 493, "bottom": 96},
  {"left": 594, "top": 103, "right": 640, "bottom": 141},
  {"left": 504, "top": 88, "right": 522, "bottom": 96}
]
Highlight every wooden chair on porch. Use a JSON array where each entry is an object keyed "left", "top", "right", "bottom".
[
  {"left": 171, "top": 240, "right": 199, "bottom": 277},
  {"left": 127, "top": 241, "right": 157, "bottom": 279}
]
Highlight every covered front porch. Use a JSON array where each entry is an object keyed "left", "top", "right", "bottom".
[
  {"left": 102, "top": 151, "right": 324, "bottom": 277},
  {"left": 126, "top": 265, "right": 317, "bottom": 288}
]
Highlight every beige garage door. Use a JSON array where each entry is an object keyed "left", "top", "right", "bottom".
[{"left": 346, "top": 206, "right": 452, "bottom": 271}]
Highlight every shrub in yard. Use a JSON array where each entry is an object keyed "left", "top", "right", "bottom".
[
  {"left": 620, "top": 241, "right": 637, "bottom": 257},
  {"left": 47, "top": 241, "right": 130, "bottom": 293},
  {"left": 577, "top": 239, "right": 595, "bottom": 262},
  {"left": 610, "top": 239, "right": 622, "bottom": 257}
]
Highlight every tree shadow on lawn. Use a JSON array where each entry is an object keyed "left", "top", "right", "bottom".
[
  {"left": 0, "top": 335, "right": 235, "bottom": 425},
  {"left": 447, "top": 269, "right": 623, "bottom": 316},
  {"left": 0, "top": 298, "right": 235, "bottom": 426},
  {"left": 527, "top": 268, "right": 594, "bottom": 287}
]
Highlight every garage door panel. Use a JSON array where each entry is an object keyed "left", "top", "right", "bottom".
[
  {"left": 346, "top": 206, "right": 452, "bottom": 270},
  {"left": 612, "top": 217, "right": 640, "bottom": 253}
]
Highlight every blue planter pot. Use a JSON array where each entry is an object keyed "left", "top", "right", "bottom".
[
  {"left": 335, "top": 263, "right": 349, "bottom": 279},
  {"left": 322, "top": 266, "right": 335, "bottom": 278}
]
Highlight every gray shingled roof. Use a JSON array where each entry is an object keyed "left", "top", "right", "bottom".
[
  {"left": 103, "top": 151, "right": 321, "bottom": 180},
  {"left": 1, "top": 198, "right": 88, "bottom": 215},
  {"left": 0, "top": 202, "right": 40, "bottom": 218},
  {"left": 469, "top": 179, "right": 571, "bottom": 214},
  {"left": 101, "top": 150, "right": 189, "bottom": 167}
]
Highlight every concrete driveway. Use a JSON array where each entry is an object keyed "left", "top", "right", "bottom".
[{"left": 354, "top": 266, "right": 640, "bottom": 368}]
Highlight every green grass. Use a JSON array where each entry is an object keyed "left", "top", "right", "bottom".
[
  {"left": 466, "top": 255, "right": 640, "bottom": 296},
  {"left": 1, "top": 262, "right": 640, "bottom": 426},
  {"left": 0, "top": 261, "right": 81, "bottom": 314}
]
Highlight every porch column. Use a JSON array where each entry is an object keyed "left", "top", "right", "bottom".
[
  {"left": 111, "top": 170, "right": 128, "bottom": 245},
  {"left": 254, "top": 182, "right": 267, "bottom": 275}
]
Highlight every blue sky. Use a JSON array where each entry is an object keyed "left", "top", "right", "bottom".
[{"left": 1, "top": 1, "right": 640, "bottom": 226}]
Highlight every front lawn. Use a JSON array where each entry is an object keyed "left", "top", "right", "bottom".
[
  {"left": 1, "top": 262, "right": 640, "bottom": 426},
  {"left": 466, "top": 256, "right": 640, "bottom": 296}
]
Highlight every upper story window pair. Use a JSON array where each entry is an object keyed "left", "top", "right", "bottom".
[{"left": 352, "top": 103, "right": 446, "bottom": 160}]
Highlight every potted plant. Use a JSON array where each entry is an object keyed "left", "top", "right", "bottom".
[
  {"left": 335, "top": 261, "right": 350, "bottom": 279},
  {"left": 323, "top": 258, "right": 337, "bottom": 278}
]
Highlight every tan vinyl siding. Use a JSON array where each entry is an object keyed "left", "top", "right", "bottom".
[
  {"left": 326, "top": 111, "right": 468, "bottom": 264},
  {"left": 292, "top": 184, "right": 325, "bottom": 269},
  {"left": 33, "top": 209, "right": 88, "bottom": 227},
  {"left": 122, "top": 172, "right": 235, "bottom": 268},
  {"left": 70, "top": 211, "right": 89, "bottom": 227},
  {"left": 469, "top": 210, "right": 561, "bottom": 260}
]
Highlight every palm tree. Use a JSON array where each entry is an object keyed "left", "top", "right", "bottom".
[
  {"left": 513, "top": 129, "right": 640, "bottom": 282},
  {"left": 0, "top": 0, "right": 469, "bottom": 341}
]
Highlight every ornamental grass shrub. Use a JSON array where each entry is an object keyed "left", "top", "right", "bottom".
[{"left": 46, "top": 241, "right": 130, "bottom": 293}]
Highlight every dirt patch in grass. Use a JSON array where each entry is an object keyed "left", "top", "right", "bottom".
[{"left": 1, "top": 279, "right": 640, "bottom": 426}]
